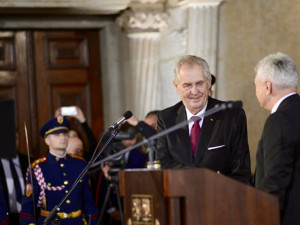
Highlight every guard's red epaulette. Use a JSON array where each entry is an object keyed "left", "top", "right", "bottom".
[
  {"left": 69, "top": 154, "right": 86, "bottom": 162},
  {"left": 31, "top": 156, "right": 47, "bottom": 168}
]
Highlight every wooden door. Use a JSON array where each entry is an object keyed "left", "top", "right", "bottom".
[
  {"left": 0, "top": 30, "right": 104, "bottom": 158},
  {"left": 33, "top": 31, "right": 104, "bottom": 156},
  {"left": 0, "top": 31, "right": 34, "bottom": 157}
]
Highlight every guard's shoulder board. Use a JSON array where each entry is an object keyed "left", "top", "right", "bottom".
[
  {"left": 69, "top": 154, "right": 86, "bottom": 162},
  {"left": 31, "top": 156, "right": 47, "bottom": 168}
]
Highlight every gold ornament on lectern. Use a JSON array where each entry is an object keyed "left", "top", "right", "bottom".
[{"left": 131, "top": 195, "right": 154, "bottom": 224}]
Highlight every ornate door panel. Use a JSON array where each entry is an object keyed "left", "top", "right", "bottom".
[{"left": 34, "top": 31, "right": 104, "bottom": 156}]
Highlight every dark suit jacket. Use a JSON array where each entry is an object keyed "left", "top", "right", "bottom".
[
  {"left": 0, "top": 153, "right": 29, "bottom": 211},
  {"left": 255, "top": 94, "right": 300, "bottom": 225},
  {"left": 156, "top": 97, "right": 251, "bottom": 184}
]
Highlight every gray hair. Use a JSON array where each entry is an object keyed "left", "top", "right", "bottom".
[
  {"left": 174, "top": 55, "right": 211, "bottom": 83},
  {"left": 255, "top": 52, "right": 298, "bottom": 89}
]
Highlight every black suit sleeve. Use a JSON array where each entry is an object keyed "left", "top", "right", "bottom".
[
  {"left": 256, "top": 113, "right": 295, "bottom": 211},
  {"left": 227, "top": 108, "right": 251, "bottom": 184},
  {"left": 156, "top": 112, "right": 187, "bottom": 169}
]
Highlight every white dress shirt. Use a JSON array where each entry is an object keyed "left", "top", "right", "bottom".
[{"left": 185, "top": 102, "right": 208, "bottom": 135}]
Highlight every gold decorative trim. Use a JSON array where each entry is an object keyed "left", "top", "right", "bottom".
[
  {"left": 131, "top": 194, "right": 154, "bottom": 224},
  {"left": 45, "top": 126, "right": 69, "bottom": 136},
  {"left": 31, "top": 157, "right": 47, "bottom": 168}
]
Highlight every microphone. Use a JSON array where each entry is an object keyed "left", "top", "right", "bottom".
[
  {"left": 226, "top": 101, "right": 243, "bottom": 109},
  {"left": 109, "top": 110, "right": 133, "bottom": 130},
  {"left": 215, "top": 101, "right": 243, "bottom": 110}
]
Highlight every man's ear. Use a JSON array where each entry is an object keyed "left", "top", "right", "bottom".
[
  {"left": 173, "top": 79, "right": 179, "bottom": 93},
  {"left": 265, "top": 80, "right": 272, "bottom": 95},
  {"left": 173, "top": 79, "right": 177, "bottom": 88},
  {"left": 208, "top": 78, "right": 212, "bottom": 90},
  {"left": 45, "top": 136, "right": 50, "bottom": 146}
]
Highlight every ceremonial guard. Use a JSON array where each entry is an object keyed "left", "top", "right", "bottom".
[{"left": 20, "top": 116, "right": 98, "bottom": 225}]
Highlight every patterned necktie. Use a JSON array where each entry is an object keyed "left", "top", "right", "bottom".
[
  {"left": 8, "top": 158, "right": 23, "bottom": 203},
  {"left": 190, "top": 117, "right": 201, "bottom": 156}
]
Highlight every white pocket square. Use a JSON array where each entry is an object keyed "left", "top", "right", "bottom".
[{"left": 208, "top": 145, "right": 225, "bottom": 150}]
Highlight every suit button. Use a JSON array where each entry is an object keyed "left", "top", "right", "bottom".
[
  {"left": 66, "top": 200, "right": 71, "bottom": 204},
  {"left": 63, "top": 173, "right": 67, "bottom": 176},
  {"left": 47, "top": 183, "right": 51, "bottom": 186},
  {"left": 65, "top": 190, "right": 69, "bottom": 194},
  {"left": 60, "top": 163, "right": 64, "bottom": 167},
  {"left": 64, "top": 180, "right": 69, "bottom": 185}
]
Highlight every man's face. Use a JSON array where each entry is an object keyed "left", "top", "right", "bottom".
[
  {"left": 254, "top": 74, "right": 267, "bottom": 109},
  {"left": 174, "top": 63, "right": 211, "bottom": 114},
  {"left": 45, "top": 132, "right": 69, "bottom": 152}
]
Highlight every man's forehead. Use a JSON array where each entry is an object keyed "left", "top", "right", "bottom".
[
  {"left": 180, "top": 62, "right": 203, "bottom": 70},
  {"left": 179, "top": 73, "right": 206, "bottom": 83}
]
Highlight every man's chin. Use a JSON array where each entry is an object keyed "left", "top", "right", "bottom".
[
  {"left": 190, "top": 102, "right": 203, "bottom": 109},
  {"left": 186, "top": 105, "right": 203, "bottom": 114}
]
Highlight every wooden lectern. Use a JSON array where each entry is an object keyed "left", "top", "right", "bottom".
[{"left": 119, "top": 168, "right": 280, "bottom": 225}]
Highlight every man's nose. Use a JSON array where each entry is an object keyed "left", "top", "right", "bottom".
[
  {"left": 191, "top": 85, "right": 199, "bottom": 94},
  {"left": 59, "top": 133, "right": 68, "bottom": 138}
]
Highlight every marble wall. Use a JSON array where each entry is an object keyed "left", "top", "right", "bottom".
[{"left": 218, "top": 0, "right": 300, "bottom": 171}]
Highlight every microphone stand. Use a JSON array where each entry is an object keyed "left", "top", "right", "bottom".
[
  {"left": 90, "top": 101, "right": 238, "bottom": 170},
  {"left": 43, "top": 128, "right": 120, "bottom": 225},
  {"left": 147, "top": 139, "right": 156, "bottom": 169}
]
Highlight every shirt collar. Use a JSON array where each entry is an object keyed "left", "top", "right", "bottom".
[
  {"left": 185, "top": 102, "right": 208, "bottom": 121},
  {"left": 271, "top": 92, "right": 296, "bottom": 114},
  {"left": 49, "top": 151, "right": 67, "bottom": 159},
  {"left": 185, "top": 102, "right": 208, "bottom": 134}
]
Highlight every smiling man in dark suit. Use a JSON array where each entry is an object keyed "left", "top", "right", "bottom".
[
  {"left": 254, "top": 52, "right": 300, "bottom": 225},
  {"left": 156, "top": 55, "right": 251, "bottom": 184}
]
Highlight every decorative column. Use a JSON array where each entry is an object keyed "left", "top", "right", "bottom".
[
  {"left": 186, "top": 0, "right": 224, "bottom": 76},
  {"left": 116, "top": 1, "right": 169, "bottom": 119}
]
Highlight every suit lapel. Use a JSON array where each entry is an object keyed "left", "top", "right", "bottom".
[
  {"left": 195, "top": 98, "right": 219, "bottom": 163},
  {"left": 175, "top": 104, "right": 194, "bottom": 162},
  {"left": 174, "top": 99, "right": 223, "bottom": 164}
]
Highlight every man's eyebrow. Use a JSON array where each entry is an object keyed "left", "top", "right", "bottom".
[{"left": 182, "top": 82, "right": 191, "bottom": 85}]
